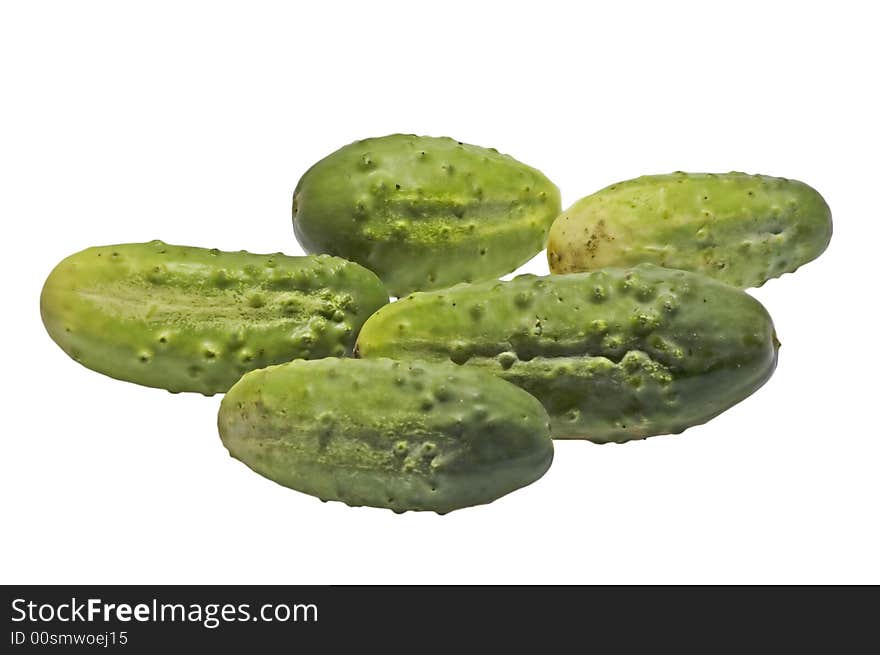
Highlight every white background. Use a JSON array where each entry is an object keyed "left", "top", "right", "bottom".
[{"left": 2, "top": 1, "right": 877, "bottom": 584}]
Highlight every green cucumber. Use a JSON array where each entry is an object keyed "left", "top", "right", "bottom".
[
  {"left": 40, "top": 241, "right": 388, "bottom": 394},
  {"left": 548, "top": 172, "right": 832, "bottom": 288},
  {"left": 218, "top": 358, "right": 553, "bottom": 513},
  {"left": 293, "top": 134, "right": 561, "bottom": 296},
  {"left": 356, "top": 265, "right": 779, "bottom": 443}
]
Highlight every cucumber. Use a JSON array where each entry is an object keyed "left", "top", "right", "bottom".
[
  {"left": 40, "top": 241, "right": 388, "bottom": 394},
  {"left": 293, "top": 134, "right": 561, "bottom": 296},
  {"left": 356, "top": 265, "right": 779, "bottom": 443},
  {"left": 218, "top": 358, "right": 553, "bottom": 513},
  {"left": 548, "top": 172, "right": 832, "bottom": 288}
]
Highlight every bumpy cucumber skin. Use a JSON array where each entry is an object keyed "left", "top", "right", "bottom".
[
  {"left": 40, "top": 241, "right": 388, "bottom": 395},
  {"left": 293, "top": 134, "right": 561, "bottom": 297},
  {"left": 356, "top": 265, "right": 779, "bottom": 443},
  {"left": 547, "top": 172, "right": 832, "bottom": 288},
  {"left": 218, "top": 358, "right": 553, "bottom": 514}
]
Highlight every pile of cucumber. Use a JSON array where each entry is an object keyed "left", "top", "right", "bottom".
[{"left": 41, "top": 134, "right": 832, "bottom": 513}]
